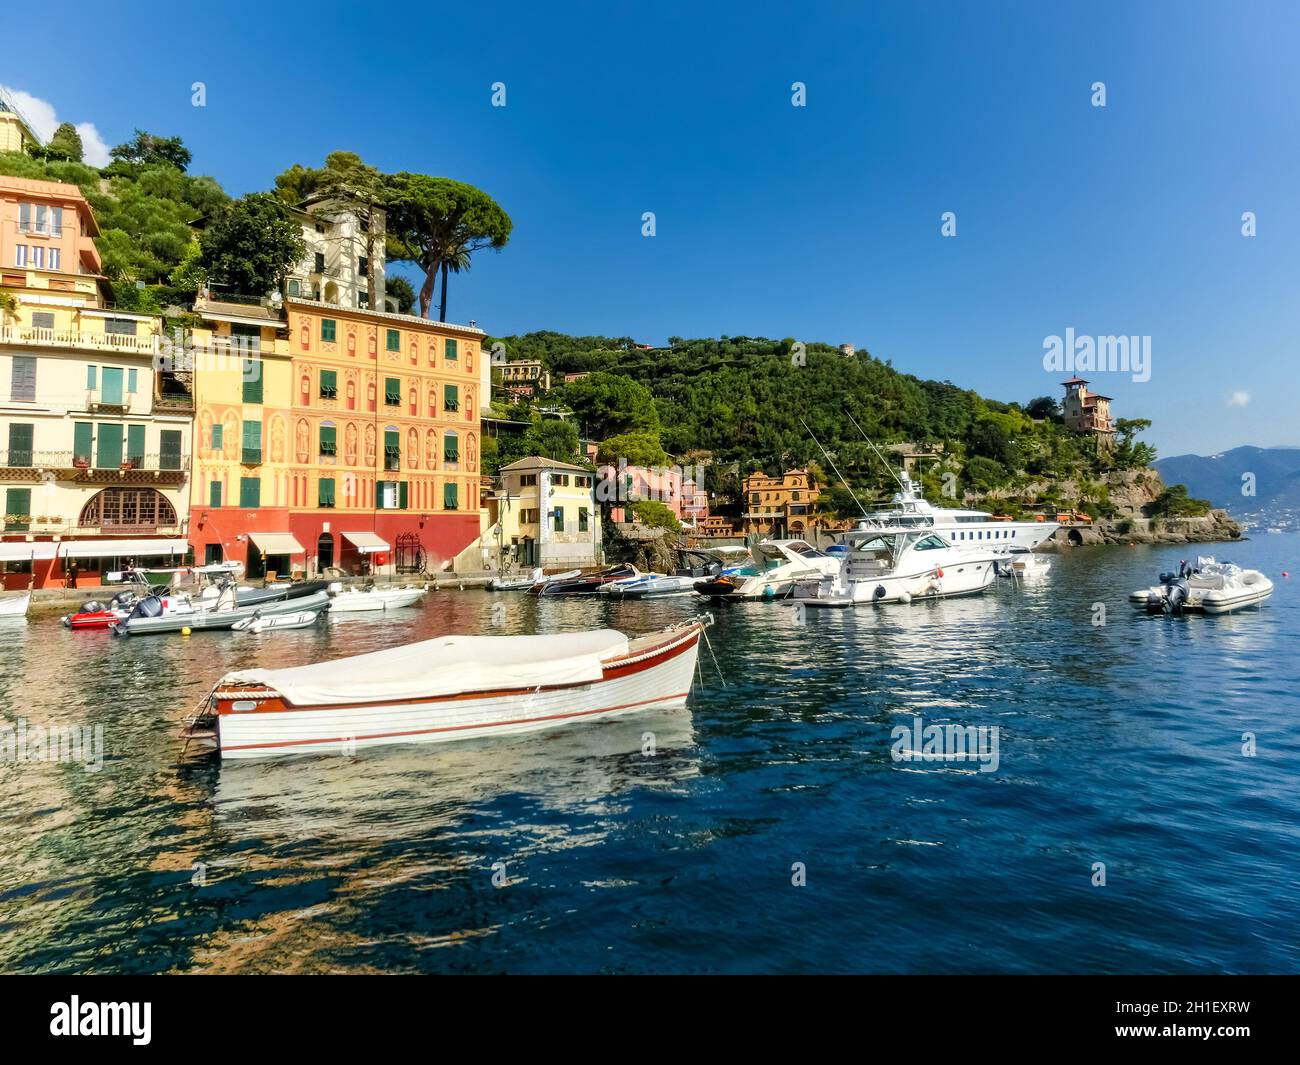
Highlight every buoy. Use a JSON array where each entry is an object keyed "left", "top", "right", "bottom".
[
  {"left": 181, "top": 626, "right": 191, "bottom": 636},
  {"left": 1283, "top": 571, "right": 1290, "bottom": 578}
]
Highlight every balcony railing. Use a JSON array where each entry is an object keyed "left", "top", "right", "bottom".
[
  {"left": 0, "top": 325, "right": 157, "bottom": 354},
  {"left": 86, "top": 391, "right": 133, "bottom": 415}
]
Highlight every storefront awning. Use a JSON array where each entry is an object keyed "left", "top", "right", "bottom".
[
  {"left": 57, "top": 538, "right": 189, "bottom": 559},
  {"left": 248, "top": 531, "right": 306, "bottom": 555},
  {"left": 341, "top": 531, "right": 390, "bottom": 554},
  {"left": 0, "top": 541, "right": 59, "bottom": 562}
]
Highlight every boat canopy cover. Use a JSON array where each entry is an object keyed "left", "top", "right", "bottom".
[
  {"left": 341, "top": 530, "right": 390, "bottom": 553},
  {"left": 222, "top": 628, "right": 632, "bottom": 706},
  {"left": 57, "top": 538, "right": 188, "bottom": 559},
  {"left": 248, "top": 531, "right": 306, "bottom": 555},
  {"left": 0, "top": 541, "right": 59, "bottom": 562}
]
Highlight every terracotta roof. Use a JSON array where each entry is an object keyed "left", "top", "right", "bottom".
[{"left": 500, "top": 456, "right": 591, "bottom": 474}]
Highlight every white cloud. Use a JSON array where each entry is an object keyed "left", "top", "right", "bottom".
[
  {"left": 0, "top": 84, "right": 110, "bottom": 166},
  {"left": 1227, "top": 391, "right": 1251, "bottom": 408}
]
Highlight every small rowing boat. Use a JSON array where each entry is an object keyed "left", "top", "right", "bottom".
[
  {"left": 232, "top": 610, "right": 325, "bottom": 633},
  {"left": 184, "top": 618, "right": 708, "bottom": 759},
  {"left": 0, "top": 591, "right": 31, "bottom": 618}
]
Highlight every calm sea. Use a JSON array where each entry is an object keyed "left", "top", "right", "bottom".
[{"left": 1, "top": 534, "right": 1297, "bottom": 974}]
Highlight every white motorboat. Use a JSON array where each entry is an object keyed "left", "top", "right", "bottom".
[
  {"left": 602, "top": 573, "right": 699, "bottom": 598},
  {"left": 0, "top": 590, "right": 31, "bottom": 618},
  {"left": 1130, "top": 557, "right": 1274, "bottom": 614},
  {"left": 850, "top": 475, "right": 1059, "bottom": 550},
  {"left": 327, "top": 583, "right": 428, "bottom": 613},
  {"left": 525, "top": 568, "right": 582, "bottom": 593},
  {"left": 184, "top": 618, "right": 708, "bottom": 759},
  {"left": 233, "top": 610, "right": 325, "bottom": 633},
  {"left": 694, "top": 539, "right": 840, "bottom": 600},
  {"left": 995, "top": 548, "right": 1052, "bottom": 581},
  {"left": 490, "top": 567, "right": 543, "bottom": 591},
  {"left": 793, "top": 529, "right": 1002, "bottom": 607}
]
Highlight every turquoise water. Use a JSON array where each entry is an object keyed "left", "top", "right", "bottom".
[{"left": 0, "top": 535, "right": 1297, "bottom": 973}]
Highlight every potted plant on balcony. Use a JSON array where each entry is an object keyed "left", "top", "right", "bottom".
[{"left": 120, "top": 459, "right": 136, "bottom": 470}]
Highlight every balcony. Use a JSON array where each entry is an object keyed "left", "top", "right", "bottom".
[
  {"left": 0, "top": 324, "right": 157, "bottom": 355},
  {"left": 86, "top": 391, "right": 133, "bottom": 415},
  {"left": 0, "top": 450, "right": 186, "bottom": 486}
]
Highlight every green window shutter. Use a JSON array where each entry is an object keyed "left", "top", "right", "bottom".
[
  {"left": 5, "top": 488, "right": 32, "bottom": 530},
  {"left": 399, "top": 481, "right": 408, "bottom": 510},
  {"left": 443, "top": 481, "right": 458, "bottom": 509},
  {"left": 443, "top": 432, "right": 458, "bottom": 462},
  {"left": 443, "top": 384, "right": 458, "bottom": 410},
  {"left": 96, "top": 424, "right": 123, "bottom": 468},
  {"left": 444, "top": 338, "right": 457, "bottom": 361},
  {"left": 73, "top": 422, "right": 93, "bottom": 464},
  {"left": 386, "top": 328, "right": 400, "bottom": 352},
  {"left": 242, "top": 357, "right": 264, "bottom": 404},
  {"left": 319, "top": 477, "right": 335, "bottom": 507},
  {"left": 320, "top": 369, "right": 337, "bottom": 398},
  {"left": 321, "top": 319, "right": 336, "bottom": 342},
  {"left": 209, "top": 481, "right": 222, "bottom": 507},
  {"left": 579, "top": 507, "right": 589, "bottom": 532},
  {"left": 242, "top": 420, "right": 262, "bottom": 464},
  {"left": 127, "top": 368, "right": 138, "bottom": 393},
  {"left": 211, "top": 424, "right": 223, "bottom": 450},
  {"left": 160, "top": 430, "right": 182, "bottom": 470},
  {"left": 384, "top": 429, "right": 400, "bottom": 469},
  {"left": 7, "top": 423, "right": 33, "bottom": 466},
  {"left": 126, "top": 424, "right": 145, "bottom": 465},
  {"left": 384, "top": 377, "right": 400, "bottom": 405},
  {"left": 553, "top": 506, "right": 564, "bottom": 532},
  {"left": 320, "top": 424, "right": 336, "bottom": 455},
  {"left": 86, "top": 365, "right": 97, "bottom": 389},
  {"left": 239, "top": 477, "right": 261, "bottom": 508}
]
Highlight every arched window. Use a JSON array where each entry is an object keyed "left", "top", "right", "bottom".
[{"left": 80, "top": 488, "right": 177, "bottom": 530}]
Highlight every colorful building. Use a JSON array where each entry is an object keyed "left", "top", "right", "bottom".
[
  {"left": 1, "top": 179, "right": 191, "bottom": 588},
  {"left": 1061, "top": 376, "right": 1116, "bottom": 440},
  {"left": 500, "top": 359, "right": 551, "bottom": 399},
  {"left": 495, "top": 456, "right": 600, "bottom": 568},
  {"left": 283, "top": 197, "right": 386, "bottom": 311},
  {"left": 742, "top": 468, "right": 822, "bottom": 539},
  {"left": 189, "top": 297, "right": 485, "bottom": 577},
  {"left": 0, "top": 91, "right": 41, "bottom": 156}
]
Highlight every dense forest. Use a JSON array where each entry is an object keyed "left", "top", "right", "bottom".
[{"left": 492, "top": 333, "right": 1207, "bottom": 519}]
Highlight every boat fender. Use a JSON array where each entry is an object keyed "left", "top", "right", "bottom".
[
  {"left": 873, "top": 584, "right": 887, "bottom": 602},
  {"left": 898, "top": 590, "right": 912, "bottom": 604},
  {"left": 934, "top": 568, "right": 944, "bottom": 579}
]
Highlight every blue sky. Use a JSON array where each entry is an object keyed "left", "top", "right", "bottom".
[{"left": 4, "top": 0, "right": 1297, "bottom": 456}]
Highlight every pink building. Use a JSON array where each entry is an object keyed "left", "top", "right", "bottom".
[
  {"left": 597, "top": 462, "right": 686, "bottom": 522},
  {"left": 0, "top": 177, "right": 103, "bottom": 283}
]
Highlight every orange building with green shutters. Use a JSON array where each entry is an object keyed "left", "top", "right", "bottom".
[{"left": 188, "top": 297, "right": 484, "bottom": 577}]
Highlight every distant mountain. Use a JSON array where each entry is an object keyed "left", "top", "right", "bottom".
[{"left": 1155, "top": 446, "right": 1300, "bottom": 523}]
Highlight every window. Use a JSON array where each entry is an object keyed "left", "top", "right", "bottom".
[
  {"left": 10, "top": 356, "right": 35, "bottom": 403},
  {"left": 384, "top": 377, "right": 400, "bottom": 405},
  {"left": 86, "top": 365, "right": 97, "bottom": 389},
  {"left": 553, "top": 506, "right": 564, "bottom": 532},
  {"left": 444, "top": 482, "right": 459, "bottom": 510},
  {"left": 73, "top": 422, "right": 92, "bottom": 465},
  {"left": 48, "top": 248, "right": 60, "bottom": 271},
  {"left": 384, "top": 428, "right": 400, "bottom": 470},
  {"left": 358, "top": 256, "right": 368, "bottom": 276},
  {"left": 126, "top": 425, "right": 145, "bottom": 467},
  {"left": 443, "top": 384, "right": 459, "bottom": 411},
  {"left": 7, "top": 423, "right": 33, "bottom": 466},
  {"left": 242, "top": 357, "right": 263, "bottom": 404},
  {"left": 443, "top": 432, "right": 459, "bottom": 463},
  {"left": 100, "top": 366, "right": 124, "bottom": 405},
  {"left": 160, "top": 430, "right": 182, "bottom": 470},
  {"left": 14, "top": 244, "right": 26, "bottom": 268},
  {"left": 242, "top": 420, "right": 262, "bottom": 464},
  {"left": 520, "top": 474, "right": 537, "bottom": 487},
  {"left": 287, "top": 279, "right": 301, "bottom": 297},
  {"left": 31, "top": 311, "right": 54, "bottom": 329},
  {"left": 209, "top": 481, "right": 222, "bottom": 507},
  {"left": 320, "top": 369, "right": 337, "bottom": 399},
  {"left": 79, "top": 488, "right": 177, "bottom": 529},
  {"left": 30, "top": 247, "right": 44, "bottom": 269},
  {"left": 105, "top": 318, "right": 137, "bottom": 336},
  {"left": 579, "top": 507, "right": 589, "bottom": 532},
  {"left": 914, "top": 535, "right": 947, "bottom": 551},
  {"left": 318, "top": 477, "right": 336, "bottom": 508},
  {"left": 127, "top": 369, "right": 138, "bottom": 393},
  {"left": 386, "top": 328, "right": 400, "bottom": 352},
  {"left": 320, "top": 424, "right": 337, "bottom": 456},
  {"left": 321, "top": 318, "right": 336, "bottom": 342},
  {"left": 239, "top": 477, "right": 261, "bottom": 508},
  {"left": 96, "top": 424, "right": 123, "bottom": 469},
  {"left": 211, "top": 424, "right": 223, "bottom": 451},
  {"left": 444, "top": 338, "right": 457, "bottom": 361},
  {"left": 314, "top": 252, "right": 326, "bottom": 273},
  {"left": 377, "top": 480, "right": 408, "bottom": 510},
  {"left": 4, "top": 488, "right": 31, "bottom": 530}
]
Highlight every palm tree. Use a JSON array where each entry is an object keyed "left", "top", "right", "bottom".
[{"left": 437, "top": 243, "right": 472, "bottom": 323}]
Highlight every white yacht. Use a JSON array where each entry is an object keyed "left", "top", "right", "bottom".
[
  {"left": 850, "top": 476, "right": 1059, "bottom": 551},
  {"left": 794, "top": 529, "right": 1002, "bottom": 607},
  {"left": 694, "top": 539, "right": 840, "bottom": 600}
]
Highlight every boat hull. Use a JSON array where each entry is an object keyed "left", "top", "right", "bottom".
[
  {"left": 117, "top": 591, "right": 331, "bottom": 635},
  {"left": 210, "top": 626, "right": 701, "bottom": 759},
  {"left": 0, "top": 592, "right": 31, "bottom": 618},
  {"left": 797, "top": 558, "right": 998, "bottom": 606},
  {"left": 328, "top": 588, "right": 427, "bottom": 613}
]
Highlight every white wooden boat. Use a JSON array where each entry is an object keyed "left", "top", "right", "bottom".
[
  {"left": 490, "top": 568, "right": 543, "bottom": 591},
  {"left": 0, "top": 591, "right": 31, "bottom": 618},
  {"left": 602, "top": 573, "right": 699, "bottom": 598},
  {"left": 327, "top": 584, "right": 427, "bottom": 613},
  {"left": 1130, "top": 557, "right": 1274, "bottom": 614},
  {"left": 232, "top": 610, "right": 325, "bottom": 633},
  {"left": 185, "top": 619, "right": 707, "bottom": 759}
]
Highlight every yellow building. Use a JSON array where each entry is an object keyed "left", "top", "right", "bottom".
[
  {"left": 0, "top": 91, "right": 41, "bottom": 156},
  {"left": 495, "top": 456, "right": 600, "bottom": 568},
  {"left": 742, "top": 468, "right": 823, "bottom": 539}
]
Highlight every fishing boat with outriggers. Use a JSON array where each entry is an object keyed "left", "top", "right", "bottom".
[{"left": 182, "top": 618, "right": 710, "bottom": 759}]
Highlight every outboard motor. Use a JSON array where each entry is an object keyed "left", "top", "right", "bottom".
[
  {"left": 1160, "top": 577, "right": 1190, "bottom": 615},
  {"left": 80, "top": 599, "right": 104, "bottom": 614},
  {"left": 129, "top": 595, "right": 165, "bottom": 620}
]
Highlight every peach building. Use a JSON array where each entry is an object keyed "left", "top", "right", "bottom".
[
  {"left": 1061, "top": 376, "right": 1116, "bottom": 439},
  {"left": 0, "top": 177, "right": 103, "bottom": 283}
]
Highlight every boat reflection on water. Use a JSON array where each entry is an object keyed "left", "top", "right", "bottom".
[{"left": 208, "top": 704, "right": 700, "bottom": 845}]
